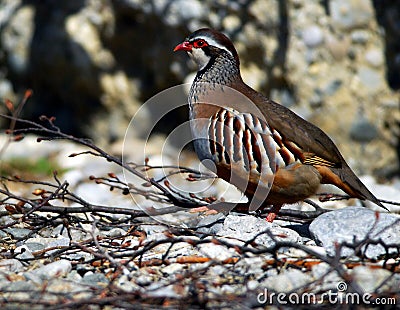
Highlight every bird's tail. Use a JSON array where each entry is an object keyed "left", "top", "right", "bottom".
[{"left": 331, "top": 165, "right": 388, "bottom": 211}]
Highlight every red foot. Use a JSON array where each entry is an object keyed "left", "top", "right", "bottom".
[
  {"left": 266, "top": 212, "right": 277, "bottom": 222},
  {"left": 266, "top": 205, "right": 282, "bottom": 222}
]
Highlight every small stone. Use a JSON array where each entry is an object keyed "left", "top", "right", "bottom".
[
  {"left": 164, "top": 0, "right": 204, "bottom": 26},
  {"left": 357, "top": 66, "right": 383, "bottom": 92},
  {"left": 161, "top": 263, "right": 184, "bottom": 275},
  {"left": 222, "top": 15, "right": 241, "bottom": 32},
  {"left": 349, "top": 115, "right": 379, "bottom": 143},
  {"left": 136, "top": 274, "right": 153, "bottom": 286},
  {"left": 0, "top": 79, "right": 14, "bottom": 99},
  {"left": 351, "top": 30, "right": 370, "bottom": 44},
  {"left": 196, "top": 213, "right": 225, "bottom": 234},
  {"left": 209, "top": 265, "right": 227, "bottom": 276},
  {"left": 216, "top": 215, "right": 301, "bottom": 248},
  {"left": 105, "top": 227, "right": 127, "bottom": 237},
  {"left": 14, "top": 245, "right": 34, "bottom": 259},
  {"left": 263, "top": 269, "right": 312, "bottom": 292},
  {"left": 198, "top": 240, "right": 234, "bottom": 261},
  {"left": 66, "top": 270, "right": 83, "bottom": 282},
  {"left": 116, "top": 274, "right": 141, "bottom": 292},
  {"left": 330, "top": 0, "right": 373, "bottom": 30},
  {"left": 0, "top": 259, "right": 24, "bottom": 272},
  {"left": 234, "top": 257, "right": 266, "bottom": 275},
  {"left": 310, "top": 206, "right": 400, "bottom": 258},
  {"left": 326, "top": 36, "right": 350, "bottom": 60},
  {"left": 5, "top": 228, "right": 32, "bottom": 239},
  {"left": 24, "top": 242, "right": 45, "bottom": 252},
  {"left": 31, "top": 260, "right": 72, "bottom": 280},
  {"left": 302, "top": 26, "right": 324, "bottom": 47},
  {"left": 365, "top": 49, "right": 384, "bottom": 67},
  {"left": 82, "top": 273, "right": 109, "bottom": 287}
]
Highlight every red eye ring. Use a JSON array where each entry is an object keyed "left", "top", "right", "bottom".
[{"left": 193, "top": 39, "right": 207, "bottom": 48}]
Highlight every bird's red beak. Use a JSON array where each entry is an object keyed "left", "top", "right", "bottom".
[{"left": 174, "top": 41, "right": 192, "bottom": 52}]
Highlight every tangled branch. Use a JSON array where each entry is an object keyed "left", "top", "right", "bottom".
[{"left": 0, "top": 93, "right": 399, "bottom": 308}]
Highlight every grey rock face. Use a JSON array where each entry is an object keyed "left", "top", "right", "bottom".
[
  {"left": 309, "top": 207, "right": 400, "bottom": 259},
  {"left": 216, "top": 215, "right": 302, "bottom": 247}
]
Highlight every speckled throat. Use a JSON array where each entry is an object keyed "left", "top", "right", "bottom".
[{"left": 188, "top": 51, "right": 241, "bottom": 119}]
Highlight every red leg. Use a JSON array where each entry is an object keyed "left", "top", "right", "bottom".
[{"left": 266, "top": 205, "right": 282, "bottom": 222}]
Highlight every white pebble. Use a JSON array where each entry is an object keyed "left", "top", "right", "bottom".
[
  {"left": 365, "top": 49, "right": 383, "bottom": 67},
  {"left": 302, "top": 26, "right": 324, "bottom": 47}
]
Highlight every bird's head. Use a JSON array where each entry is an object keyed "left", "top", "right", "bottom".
[{"left": 174, "top": 28, "right": 239, "bottom": 71}]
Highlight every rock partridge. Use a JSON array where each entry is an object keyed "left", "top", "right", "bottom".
[{"left": 174, "top": 28, "right": 386, "bottom": 222}]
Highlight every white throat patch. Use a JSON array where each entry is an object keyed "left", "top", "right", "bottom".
[{"left": 189, "top": 48, "right": 210, "bottom": 71}]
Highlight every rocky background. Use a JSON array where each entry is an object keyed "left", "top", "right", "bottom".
[{"left": 0, "top": 0, "right": 399, "bottom": 177}]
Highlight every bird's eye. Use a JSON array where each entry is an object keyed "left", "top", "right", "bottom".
[{"left": 193, "top": 39, "right": 207, "bottom": 48}]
